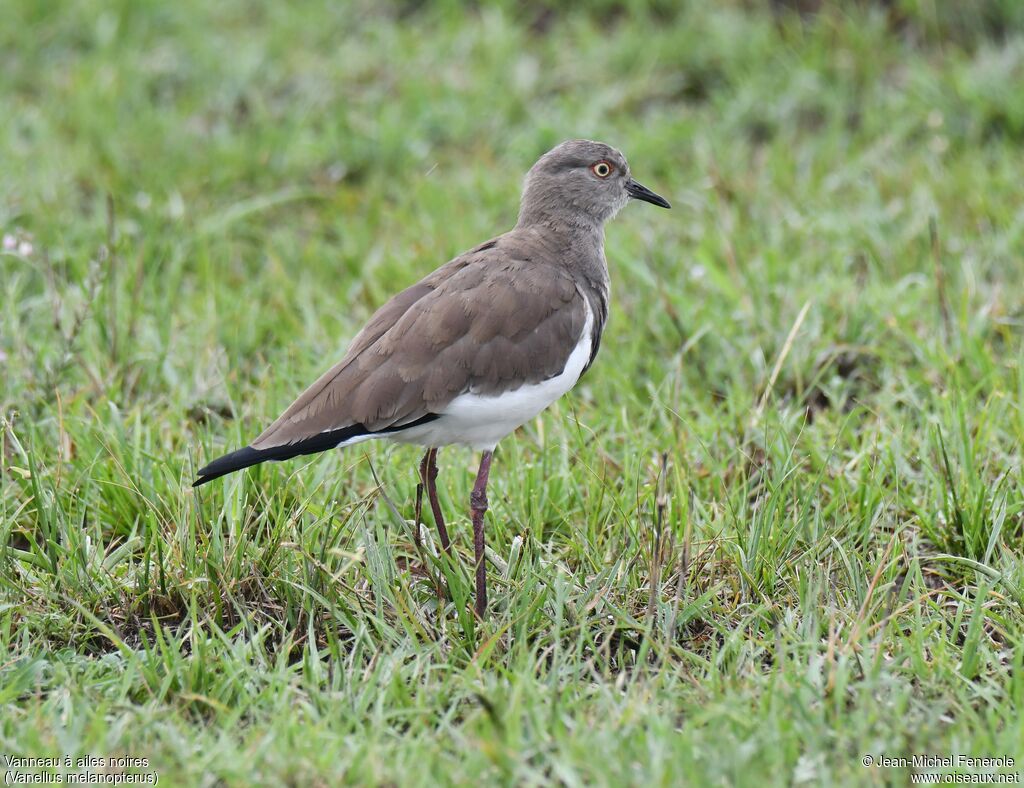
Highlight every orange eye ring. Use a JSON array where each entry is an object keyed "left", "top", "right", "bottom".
[{"left": 591, "top": 161, "right": 613, "bottom": 178}]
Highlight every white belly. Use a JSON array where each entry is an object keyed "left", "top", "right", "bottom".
[{"left": 390, "top": 302, "right": 594, "bottom": 451}]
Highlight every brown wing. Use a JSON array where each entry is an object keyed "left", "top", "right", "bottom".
[{"left": 251, "top": 241, "right": 587, "bottom": 450}]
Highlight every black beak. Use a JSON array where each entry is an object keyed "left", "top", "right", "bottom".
[{"left": 626, "top": 178, "right": 671, "bottom": 209}]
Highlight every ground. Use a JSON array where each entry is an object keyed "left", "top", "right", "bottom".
[{"left": 2, "top": 1, "right": 1024, "bottom": 785}]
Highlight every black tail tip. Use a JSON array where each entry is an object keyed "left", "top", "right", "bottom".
[
  {"left": 189, "top": 418, "right": 437, "bottom": 489},
  {"left": 191, "top": 445, "right": 268, "bottom": 487}
]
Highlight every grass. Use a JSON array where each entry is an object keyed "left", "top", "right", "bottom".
[{"left": 3, "top": 0, "right": 1024, "bottom": 784}]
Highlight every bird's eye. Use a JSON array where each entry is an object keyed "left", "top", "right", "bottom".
[{"left": 591, "top": 161, "right": 613, "bottom": 178}]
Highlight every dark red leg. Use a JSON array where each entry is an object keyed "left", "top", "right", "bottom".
[
  {"left": 413, "top": 460, "right": 425, "bottom": 549},
  {"left": 420, "top": 448, "right": 451, "bottom": 554},
  {"left": 470, "top": 450, "right": 493, "bottom": 618}
]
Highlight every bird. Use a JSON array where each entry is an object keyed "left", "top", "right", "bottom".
[{"left": 192, "top": 139, "right": 670, "bottom": 617}]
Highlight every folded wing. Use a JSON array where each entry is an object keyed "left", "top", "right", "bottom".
[{"left": 193, "top": 240, "right": 589, "bottom": 486}]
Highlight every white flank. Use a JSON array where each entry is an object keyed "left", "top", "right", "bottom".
[{"left": 391, "top": 300, "right": 594, "bottom": 451}]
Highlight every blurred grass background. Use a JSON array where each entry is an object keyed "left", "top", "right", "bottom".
[{"left": 2, "top": 0, "right": 1024, "bottom": 784}]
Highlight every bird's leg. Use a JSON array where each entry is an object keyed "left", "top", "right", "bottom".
[
  {"left": 422, "top": 447, "right": 451, "bottom": 554},
  {"left": 470, "top": 450, "right": 493, "bottom": 619},
  {"left": 413, "top": 457, "right": 426, "bottom": 549}
]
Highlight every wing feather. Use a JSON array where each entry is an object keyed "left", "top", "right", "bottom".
[{"left": 251, "top": 238, "right": 588, "bottom": 450}]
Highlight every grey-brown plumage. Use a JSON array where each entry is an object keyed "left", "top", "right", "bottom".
[
  {"left": 254, "top": 233, "right": 588, "bottom": 442},
  {"left": 192, "top": 139, "right": 669, "bottom": 617}
]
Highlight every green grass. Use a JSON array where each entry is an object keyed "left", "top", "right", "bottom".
[{"left": 3, "top": 1, "right": 1024, "bottom": 784}]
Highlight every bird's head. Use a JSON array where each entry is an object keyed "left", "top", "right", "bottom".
[{"left": 517, "top": 139, "right": 670, "bottom": 229}]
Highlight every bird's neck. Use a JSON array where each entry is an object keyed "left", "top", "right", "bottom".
[
  {"left": 510, "top": 216, "right": 610, "bottom": 309},
  {"left": 510, "top": 213, "right": 611, "bottom": 347},
  {"left": 514, "top": 212, "right": 605, "bottom": 253}
]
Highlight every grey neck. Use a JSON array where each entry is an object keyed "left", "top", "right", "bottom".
[
  {"left": 515, "top": 209, "right": 605, "bottom": 252},
  {"left": 513, "top": 199, "right": 611, "bottom": 373},
  {"left": 515, "top": 175, "right": 608, "bottom": 239}
]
